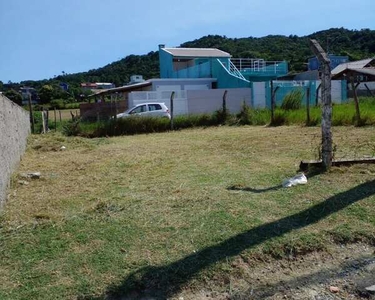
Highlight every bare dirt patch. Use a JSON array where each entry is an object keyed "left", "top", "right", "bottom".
[{"left": 176, "top": 244, "right": 375, "bottom": 300}]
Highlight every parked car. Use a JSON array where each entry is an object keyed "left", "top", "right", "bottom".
[{"left": 116, "top": 102, "right": 171, "bottom": 119}]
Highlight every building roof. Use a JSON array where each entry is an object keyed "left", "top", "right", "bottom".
[
  {"left": 162, "top": 47, "right": 231, "bottom": 58},
  {"left": 331, "top": 58, "right": 374, "bottom": 76},
  {"left": 331, "top": 57, "right": 375, "bottom": 80},
  {"left": 88, "top": 81, "right": 152, "bottom": 98}
]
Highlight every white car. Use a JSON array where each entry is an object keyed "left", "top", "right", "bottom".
[{"left": 116, "top": 102, "right": 171, "bottom": 119}]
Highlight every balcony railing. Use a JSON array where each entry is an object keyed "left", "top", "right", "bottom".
[{"left": 231, "top": 58, "right": 287, "bottom": 75}]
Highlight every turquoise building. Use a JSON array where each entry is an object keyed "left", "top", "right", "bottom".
[{"left": 158, "top": 45, "right": 288, "bottom": 89}]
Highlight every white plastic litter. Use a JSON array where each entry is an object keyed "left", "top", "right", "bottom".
[
  {"left": 282, "top": 173, "right": 307, "bottom": 188},
  {"left": 60, "top": 146, "right": 66, "bottom": 150}
]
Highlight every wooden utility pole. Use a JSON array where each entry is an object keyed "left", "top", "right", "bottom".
[
  {"left": 309, "top": 39, "right": 332, "bottom": 170},
  {"left": 170, "top": 91, "right": 175, "bottom": 130}
]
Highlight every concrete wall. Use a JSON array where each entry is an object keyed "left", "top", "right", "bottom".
[
  {"left": 348, "top": 81, "right": 375, "bottom": 98},
  {"left": 129, "top": 88, "right": 251, "bottom": 115},
  {"left": 0, "top": 94, "right": 30, "bottom": 207},
  {"left": 252, "top": 82, "right": 266, "bottom": 108},
  {"left": 130, "top": 91, "right": 188, "bottom": 116},
  {"left": 187, "top": 88, "right": 251, "bottom": 114},
  {"left": 151, "top": 78, "right": 215, "bottom": 91}
]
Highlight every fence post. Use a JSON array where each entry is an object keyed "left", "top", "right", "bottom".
[
  {"left": 270, "top": 80, "right": 275, "bottom": 124},
  {"left": 28, "top": 94, "right": 35, "bottom": 133},
  {"left": 315, "top": 83, "right": 321, "bottom": 106},
  {"left": 54, "top": 108, "right": 57, "bottom": 132},
  {"left": 170, "top": 91, "right": 175, "bottom": 130},
  {"left": 46, "top": 109, "right": 49, "bottom": 131},
  {"left": 222, "top": 90, "right": 227, "bottom": 112},
  {"left": 270, "top": 81, "right": 279, "bottom": 125},
  {"left": 309, "top": 39, "right": 332, "bottom": 170},
  {"left": 41, "top": 109, "right": 46, "bottom": 134},
  {"left": 306, "top": 87, "right": 310, "bottom": 125},
  {"left": 364, "top": 83, "right": 375, "bottom": 97},
  {"left": 350, "top": 76, "right": 361, "bottom": 126}
]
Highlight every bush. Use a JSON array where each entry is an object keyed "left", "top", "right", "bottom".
[
  {"left": 281, "top": 89, "right": 304, "bottom": 110},
  {"left": 32, "top": 111, "right": 43, "bottom": 133},
  {"left": 50, "top": 99, "right": 66, "bottom": 109},
  {"left": 237, "top": 101, "right": 252, "bottom": 125},
  {"left": 62, "top": 120, "right": 81, "bottom": 136},
  {"left": 270, "top": 110, "right": 286, "bottom": 126},
  {"left": 65, "top": 102, "right": 81, "bottom": 109},
  {"left": 213, "top": 108, "right": 230, "bottom": 124},
  {"left": 174, "top": 114, "right": 216, "bottom": 129}
]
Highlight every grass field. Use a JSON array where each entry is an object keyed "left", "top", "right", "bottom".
[
  {"left": 1, "top": 126, "right": 375, "bottom": 299},
  {"left": 47, "top": 109, "right": 79, "bottom": 121}
]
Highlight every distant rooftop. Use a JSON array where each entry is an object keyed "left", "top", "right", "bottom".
[
  {"left": 331, "top": 58, "right": 375, "bottom": 76},
  {"left": 162, "top": 47, "right": 231, "bottom": 58}
]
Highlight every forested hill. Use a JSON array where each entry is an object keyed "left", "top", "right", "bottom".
[{"left": 4, "top": 28, "right": 375, "bottom": 91}]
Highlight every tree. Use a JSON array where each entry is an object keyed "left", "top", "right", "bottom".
[
  {"left": 4, "top": 89, "right": 22, "bottom": 105},
  {"left": 0, "top": 80, "right": 3, "bottom": 91},
  {"left": 38, "top": 85, "right": 54, "bottom": 104}
]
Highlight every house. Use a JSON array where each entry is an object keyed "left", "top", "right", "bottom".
[
  {"left": 308, "top": 55, "right": 349, "bottom": 71},
  {"left": 332, "top": 57, "right": 375, "bottom": 97},
  {"left": 82, "top": 44, "right": 349, "bottom": 119},
  {"left": 158, "top": 44, "right": 288, "bottom": 87},
  {"left": 128, "top": 75, "right": 146, "bottom": 85},
  {"left": 59, "top": 82, "right": 69, "bottom": 91},
  {"left": 81, "top": 82, "right": 115, "bottom": 92},
  {"left": 20, "top": 86, "right": 39, "bottom": 105}
]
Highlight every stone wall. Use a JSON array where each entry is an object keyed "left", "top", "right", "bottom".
[{"left": 0, "top": 94, "right": 30, "bottom": 207}]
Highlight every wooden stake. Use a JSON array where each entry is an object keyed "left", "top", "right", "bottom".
[
  {"left": 350, "top": 76, "right": 361, "bottom": 126},
  {"left": 28, "top": 94, "right": 35, "bottom": 134},
  {"left": 46, "top": 109, "right": 49, "bottom": 131},
  {"left": 170, "top": 91, "right": 175, "bottom": 130},
  {"left": 41, "top": 109, "right": 46, "bottom": 134},
  {"left": 306, "top": 87, "right": 310, "bottom": 125},
  {"left": 270, "top": 82, "right": 279, "bottom": 125},
  {"left": 222, "top": 90, "right": 227, "bottom": 112},
  {"left": 315, "top": 83, "right": 321, "bottom": 106},
  {"left": 270, "top": 80, "right": 274, "bottom": 124},
  {"left": 54, "top": 108, "right": 57, "bottom": 132},
  {"left": 364, "top": 83, "right": 375, "bottom": 97},
  {"left": 309, "top": 39, "right": 332, "bottom": 170}
]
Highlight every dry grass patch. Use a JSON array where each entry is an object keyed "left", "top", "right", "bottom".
[{"left": 1, "top": 126, "right": 375, "bottom": 299}]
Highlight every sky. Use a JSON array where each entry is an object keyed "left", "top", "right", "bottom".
[{"left": 0, "top": 0, "right": 374, "bottom": 83}]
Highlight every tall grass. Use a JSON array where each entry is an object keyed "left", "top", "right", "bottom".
[
  {"left": 280, "top": 89, "right": 304, "bottom": 110},
  {"left": 61, "top": 97, "right": 375, "bottom": 137}
]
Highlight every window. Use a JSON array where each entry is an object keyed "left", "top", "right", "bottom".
[
  {"left": 148, "top": 104, "right": 162, "bottom": 111},
  {"left": 130, "top": 105, "right": 146, "bottom": 114}
]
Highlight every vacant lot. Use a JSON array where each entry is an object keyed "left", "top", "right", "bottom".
[{"left": 1, "top": 126, "right": 375, "bottom": 299}]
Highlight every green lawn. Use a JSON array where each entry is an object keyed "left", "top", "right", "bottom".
[{"left": 1, "top": 126, "right": 375, "bottom": 299}]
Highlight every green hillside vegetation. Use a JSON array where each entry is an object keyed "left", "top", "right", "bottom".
[{"left": 2, "top": 28, "right": 375, "bottom": 102}]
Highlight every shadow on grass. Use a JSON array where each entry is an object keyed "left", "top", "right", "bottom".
[
  {"left": 83, "top": 179, "right": 375, "bottom": 300},
  {"left": 228, "top": 184, "right": 282, "bottom": 193}
]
